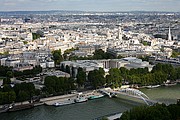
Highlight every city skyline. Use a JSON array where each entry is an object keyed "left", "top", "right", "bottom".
[{"left": 0, "top": 0, "right": 180, "bottom": 12}]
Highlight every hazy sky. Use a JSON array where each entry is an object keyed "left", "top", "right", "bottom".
[{"left": 0, "top": 0, "right": 179, "bottom": 12}]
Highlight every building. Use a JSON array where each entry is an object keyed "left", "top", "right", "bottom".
[
  {"left": 13, "top": 63, "right": 33, "bottom": 71},
  {"left": 122, "top": 57, "right": 153, "bottom": 71},
  {"left": 149, "top": 56, "right": 180, "bottom": 67},
  {"left": 46, "top": 60, "right": 55, "bottom": 68},
  {"left": 5, "top": 57, "right": 20, "bottom": 67},
  {"left": 168, "top": 26, "right": 172, "bottom": 41},
  {"left": 60, "top": 60, "right": 103, "bottom": 77},
  {"left": 107, "top": 48, "right": 150, "bottom": 57},
  {"left": 0, "top": 57, "right": 7, "bottom": 66},
  {"left": 77, "top": 44, "right": 106, "bottom": 56},
  {"left": 43, "top": 70, "right": 70, "bottom": 78},
  {"left": 60, "top": 57, "right": 153, "bottom": 77}
]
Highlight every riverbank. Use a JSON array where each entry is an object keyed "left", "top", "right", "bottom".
[
  {"left": 0, "top": 85, "right": 179, "bottom": 120},
  {"left": 129, "top": 79, "right": 180, "bottom": 89},
  {"left": 1, "top": 83, "right": 179, "bottom": 113},
  {"left": 94, "top": 112, "right": 122, "bottom": 120},
  {"left": 0, "top": 90, "right": 105, "bottom": 113}
]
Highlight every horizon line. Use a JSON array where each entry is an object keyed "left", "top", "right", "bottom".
[{"left": 0, "top": 10, "right": 179, "bottom": 13}]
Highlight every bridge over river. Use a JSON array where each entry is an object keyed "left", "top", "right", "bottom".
[{"left": 99, "top": 88, "right": 161, "bottom": 106}]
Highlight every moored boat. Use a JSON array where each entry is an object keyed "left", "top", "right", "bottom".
[
  {"left": 8, "top": 103, "right": 34, "bottom": 112},
  {"left": 88, "top": 94, "right": 104, "bottom": 100},
  {"left": 53, "top": 99, "right": 75, "bottom": 107},
  {"left": 0, "top": 105, "right": 9, "bottom": 113},
  {"left": 146, "top": 85, "right": 161, "bottom": 89},
  {"left": 164, "top": 82, "right": 177, "bottom": 86},
  {"left": 74, "top": 94, "right": 88, "bottom": 103}
]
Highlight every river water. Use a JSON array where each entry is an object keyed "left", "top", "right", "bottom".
[{"left": 0, "top": 85, "right": 179, "bottom": 120}]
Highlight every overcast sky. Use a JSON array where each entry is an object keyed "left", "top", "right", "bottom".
[{"left": 0, "top": 0, "right": 179, "bottom": 12}]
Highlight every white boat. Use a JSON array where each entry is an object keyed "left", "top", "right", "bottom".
[
  {"left": 146, "top": 85, "right": 161, "bottom": 89},
  {"left": 74, "top": 95, "right": 88, "bottom": 103},
  {"left": 88, "top": 94, "right": 104, "bottom": 100},
  {"left": 164, "top": 82, "right": 177, "bottom": 86},
  {"left": 53, "top": 99, "right": 75, "bottom": 107}
]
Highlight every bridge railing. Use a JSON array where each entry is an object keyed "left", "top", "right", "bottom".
[{"left": 100, "top": 88, "right": 157, "bottom": 106}]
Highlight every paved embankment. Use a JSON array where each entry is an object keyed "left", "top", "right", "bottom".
[{"left": 42, "top": 94, "right": 77, "bottom": 105}]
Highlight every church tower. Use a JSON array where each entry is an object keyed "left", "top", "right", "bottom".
[
  {"left": 168, "top": 26, "right": 172, "bottom": 41},
  {"left": 107, "top": 30, "right": 111, "bottom": 39},
  {"left": 118, "top": 26, "right": 123, "bottom": 41}
]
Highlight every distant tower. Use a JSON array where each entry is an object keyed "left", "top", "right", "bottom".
[
  {"left": 64, "top": 34, "right": 68, "bottom": 42},
  {"left": 117, "top": 25, "right": 123, "bottom": 41},
  {"left": 168, "top": 26, "right": 172, "bottom": 41},
  {"left": 107, "top": 30, "right": 111, "bottom": 39}
]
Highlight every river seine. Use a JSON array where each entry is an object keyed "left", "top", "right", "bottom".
[{"left": 0, "top": 85, "right": 179, "bottom": 120}]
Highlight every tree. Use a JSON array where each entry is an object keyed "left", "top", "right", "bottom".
[
  {"left": 52, "top": 49, "right": 63, "bottom": 65},
  {"left": 138, "top": 56, "right": 150, "bottom": 61},
  {"left": 119, "top": 67, "right": 129, "bottom": 81},
  {"left": 8, "top": 91, "right": 16, "bottom": 103},
  {"left": 153, "top": 72, "right": 167, "bottom": 84},
  {"left": 108, "top": 68, "right": 122, "bottom": 88},
  {"left": 88, "top": 68, "right": 106, "bottom": 88},
  {"left": 171, "top": 51, "right": 180, "bottom": 58},
  {"left": 44, "top": 76, "right": 75, "bottom": 95},
  {"left": 13, "top": 82, "right": 36, "bottom": 102},
  {"left": 141, "top": 41, "right": 149, "bottom": 46},
  {"left": 63, "top": 47, "right": 77, "bottom": 60},
  {"left": 44, "top": 76, "right": 56, "bottom": 89},
  {"left": 120, "top": 104, "right": 176, "bottom": 120},
  {"left": 93, "top": 49, "right": 106, "bottom": 59},
  {"left": 65, "top": 65, "right": 70, "bottom": 74},
  {"left": 120, "top": 111, "right": 130, "bottom": 120},
  {"left": 167, "top": 104, "right": 180, "bottom": 120},
  {"left": 60, "top": 64, "right": 65, "bottom": 72},
  {"left": 6, "top": 71, "right": 13, "bottom": 78},
  {"left": 32, "top": 33, "right": 40, "bottom": 40},
  {"left": 3, "top": 84, "right": 12, "bottom": 92},
  {"left": 0, "top": 66, "right": 12, "bottom": 77},
  {"left": 175, "top": 67, "right": 180, "bottom": 79},
  {"left": 3, "top": 78, "right": 11, "bottom": 85},
  {"left": 0, "top": 91, "right": 16, "bottom": 104},
  {"left": 129, "top": 75, "right": 141, "bottom": 84},
  {"left": 76, "top": 68, "right": 86, "bottom": 87},
  {"left": 18, "top": 91, "right": 29, "bottom": 102},
  {"left": 13, "top": 66, "right": 42, "bottom": 77},
  {"left": 23, "top": 41, "right": 28, "bottom": 44},
  {"left": 67, "top": 77, "right": 76, "bottom": 90},
  {"left": 71, "top": 67, "right": 76, "bottom": 77},
  {"left": 106, "top": 75, "right": 112, "bottom": 86}
]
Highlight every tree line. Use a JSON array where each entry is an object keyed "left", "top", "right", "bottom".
[
  {"left": 0, "top": 65, "right": 42, "bottom": 105},
  {"left": 43, "top": 76, "right": 76, "bottom": 95},
  {"left": 0, "top": 81, "right": 38, "bottom": 105},
  {"left": 0, "top": 65, "right": 42, "bottom": 78},
  {"left": 13, "top": 66, "right": 42, "bottom": 77},
  {"left": 52, "top": 49, "right": 124, "bottom": 65},
  {"left": 120, "top": 103, "right": 180, "bottom": 120},
  {"left": 68, "top": 49, "right": 123, "bottom": 61},
  {"left": 60, "top": 63, "right": 180, "bottom": 89}
]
